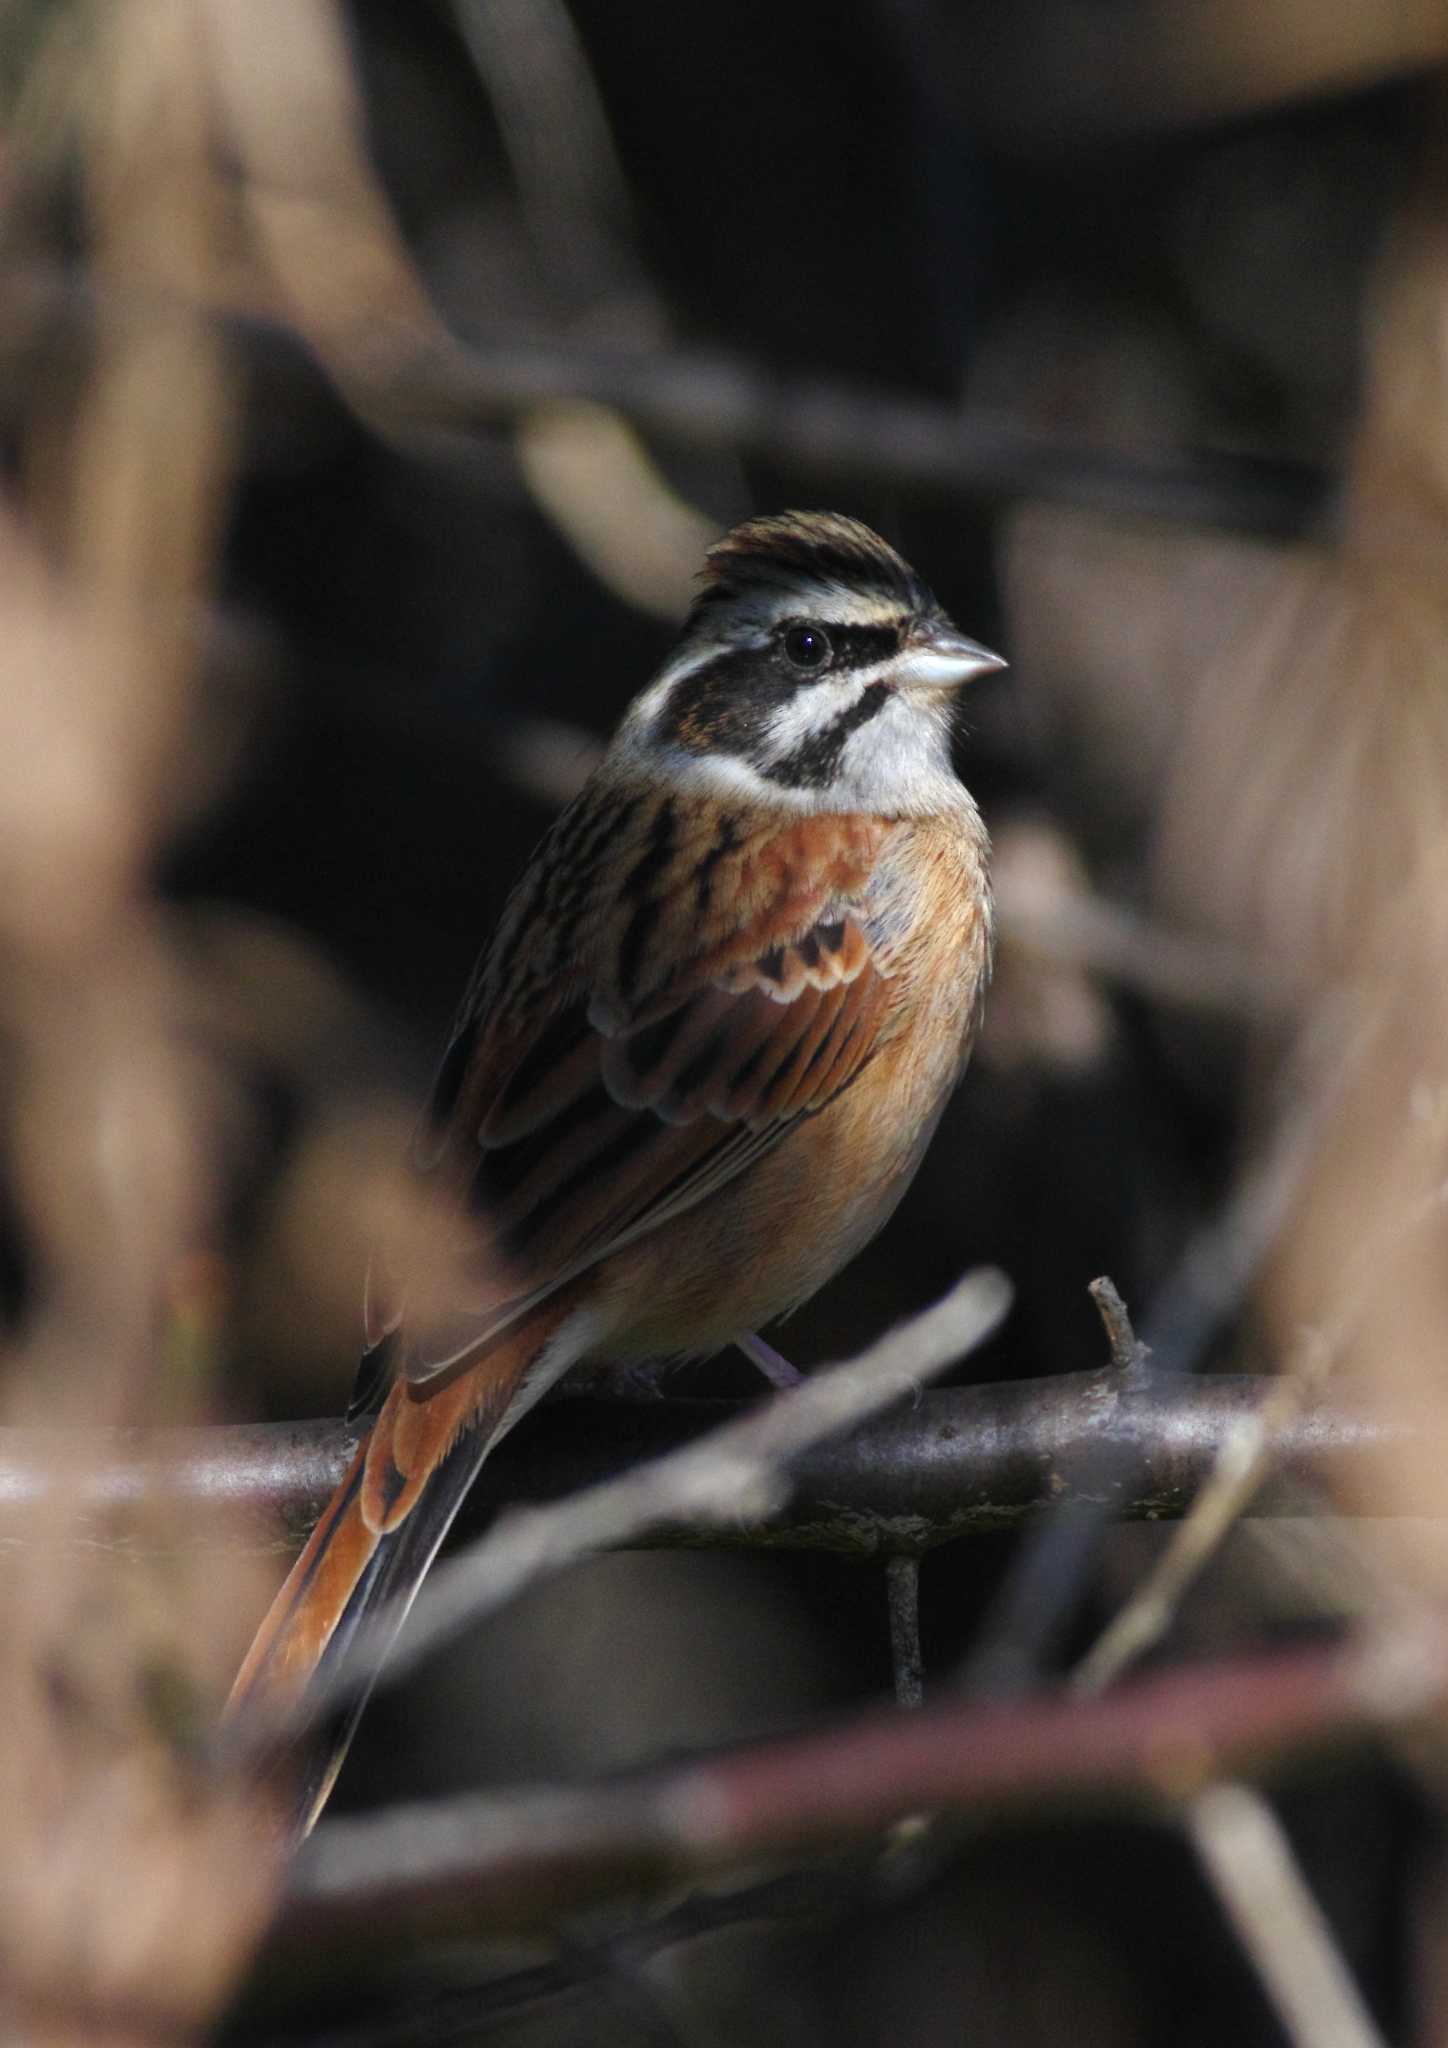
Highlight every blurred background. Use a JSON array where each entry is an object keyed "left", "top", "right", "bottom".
[{"left": 5, "top": 1, "right": 1448, "bottom": 2042}]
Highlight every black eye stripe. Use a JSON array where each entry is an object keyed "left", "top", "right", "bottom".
[
  {"left": 658, "top": 645, "right": 781, "bottom": 754},
  {"left": 658, "top": 619, "right": 903, "bottom": 756},
  {"left": 781, "top": 621, "right": 900, "bottom": 673},
  {"left": 831, "top": 622, "right": 900, "bottom": 667}
]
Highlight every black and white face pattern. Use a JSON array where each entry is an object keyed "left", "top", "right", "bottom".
[{"left": 612, "top": 513, "right": 1003, "bottom": 816}]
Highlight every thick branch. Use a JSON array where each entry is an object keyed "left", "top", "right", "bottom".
[{"left": 0, "top": 1370, "right": 1420, "bottom": 1559}]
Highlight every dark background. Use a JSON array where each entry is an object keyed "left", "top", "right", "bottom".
[{"left": 9, "top": 3, "right": 1434, "bottom": 2039}]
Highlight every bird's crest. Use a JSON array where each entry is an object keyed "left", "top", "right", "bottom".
[{"left": 694, "top": 511, "right": 934, "bottom": 617}]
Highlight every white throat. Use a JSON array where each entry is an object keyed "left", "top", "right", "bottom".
[{"left": 612, "top": 684, "right": 966, "bottom": 818}]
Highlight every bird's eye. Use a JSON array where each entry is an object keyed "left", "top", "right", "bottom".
[{"left": 783, "top": 624, "right": 831, "bottom": 670}]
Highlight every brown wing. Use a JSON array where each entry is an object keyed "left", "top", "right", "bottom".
[{"left": 380, "top": 796, "right": 898, "bottom": 1385}]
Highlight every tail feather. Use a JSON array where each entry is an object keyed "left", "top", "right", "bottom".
[{"left": 228, "top": 1300, "right": 582, "bottom": 1834}]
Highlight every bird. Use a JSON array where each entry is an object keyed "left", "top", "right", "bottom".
[{"left": 228, "top": 510, "right": 1003, "bottom": 1829}]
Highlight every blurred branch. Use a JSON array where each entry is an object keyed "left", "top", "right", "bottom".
[
  {"left": 1066, "top": 1303, "right": 1385, "bottom": 2045},
  {"left": 1188, "top": 1783, "right": 1387, "bottom": 2048},
  {"left": 0, "top": 1366, "right": 1431, "bottom": 1561},
  {"left": 995, "top": 868, "right": 1291, "bottom": 1021},
  {"left": 1078, "top": 1384, "right": 1319, "bottom": 1697},
  {"left": 199, "top": 0, "right": 443, "bottom": 388},
  {"left": 0, "top": 267, "right": 1328, "bottom": 538},
  {"left": 452, "top": 0, "right": 650, "bottom": 315},
  {"left": 242, "top": 1870, "right": 853, "bottom": 2045},
  {"left": 1070, "top": 1295, "right": 1325, "bottom": 1696},
  {"left": 280, "top": 1617, "right": 1448, "bottom": 1945},
  {"left": 1072, "top": 1178, "right": 1448, "bottom": 1697},
  {"left": 514, "top": 402, "right": 717, "bottom": 619},
  {"left": 947, "top": 0, "right": 1448, "bottom": 147},
  {"left": 348, "top": 332, "right": 1332, "bottom": 538}
]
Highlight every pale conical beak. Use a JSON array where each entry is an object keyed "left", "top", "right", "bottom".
[{"left": 902, "top": 622, "right": 1007, "bottom": 692}]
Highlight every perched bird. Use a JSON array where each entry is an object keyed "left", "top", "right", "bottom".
[{"left": 230, "top": 511, "right": 1003, "bottom": 1827}]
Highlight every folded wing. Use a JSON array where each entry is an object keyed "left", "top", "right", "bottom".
[{"left": 367, "top": 800, "right": 898, "bottom": 1388}]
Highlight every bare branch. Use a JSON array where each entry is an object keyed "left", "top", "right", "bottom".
[
  {"left": 885, "top": 1555, "right": 924, "bottom": 1710},
  {"left": 1071, "top": 1374, "right": 1312, "bottom": 1696},
  {"left": 245, "top": 1870, "right": 844, "bottom": 2045},
  {"left": 734, "top": 1329, "right": 806, "bottom": 1390},
  {"left": 289, "top": 1269, "right": 1012, "bottom": 1734},
  {"left": 279, "top": 1618, "right": 1448, "bottom": 1946},
  {"left": 451, "top": 0, "right": 649, "bottom": 313},
  {"left": 996, "top": 870, "right": 1287, "bottom": 1023},
  {"left": 1088, "top": 1275, "right": 1152, "bottom": 1382},
  {"left": 1188, "top": 1783, "right": 1387, "bottom": 2048},
  {"left": 963, "top": 1062, "right": 1351, "bottom": 1695},
  {"left": 0, "top": 267, "right": 1327, "bottom": 539},
  {"left": 0, "top": 1366, "right": 1431, "bottom": 1563},
  {"left": 1072, "top": 1182, "right": 1448, "bottom": 1698},
  {"left": 389, "top": 345, "right": 1325, "bottom": 537}
]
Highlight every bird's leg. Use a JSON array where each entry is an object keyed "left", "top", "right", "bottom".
[{"left": 735, "top": 1330, "right": 805, "bottom": 1389}]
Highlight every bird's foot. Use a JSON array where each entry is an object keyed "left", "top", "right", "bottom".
[{"left": 735, "top": 1330, "right": 805, "bottom": 1390}]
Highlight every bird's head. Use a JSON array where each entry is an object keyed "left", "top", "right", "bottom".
[{"left": 613, "top": 511, "right": 1004, "bottom": 814}]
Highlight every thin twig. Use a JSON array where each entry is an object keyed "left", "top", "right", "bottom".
[
  {"left": 962, "top": 1054, "right": 1354, "bottom": 1697},
  {"left": 1071, "top": 1376, "right": 1311, "bottom": 1696},
  {"left": 1068, "top": 1311, "right": 1387, "bottom": 2048},
  {"left": 1073, "top": 1180, "right": 1448, "bottom": 1698},
  {"left": 886, "top": 1556, "right": 924, "bottom": 1709},
  {"left": 1070, "top": 1286, "right": 1395, "bottom": 2048},
  {"left": 1075, "top": 1244, "right": 1420, "bottom": 2048},
  {"left": 1088, "top": 1275, "right": 1151, "bottom": 1382},
  {"left": 1187, "top": 1783, "right": 1387, "bottom": 2048},
  {"left": 372, "top": 340, "right": 1333, "bottom": 538},
  {"left": 1070, "top": 1271, "right": 1323, "bottom": 1699}
]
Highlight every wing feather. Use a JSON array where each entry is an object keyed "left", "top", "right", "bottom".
[{"left": 390, "top": 799, "right": 900, "bottom": 1386}]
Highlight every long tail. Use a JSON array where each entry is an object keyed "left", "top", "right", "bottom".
[{"left": 229, "top": 1301, "right": 577, "bottom": 1834}]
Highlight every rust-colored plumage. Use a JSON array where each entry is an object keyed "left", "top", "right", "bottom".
[{"left": 228, "top": 514, "right": 999, "bottom": 1832}]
